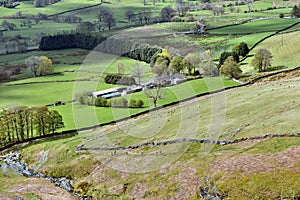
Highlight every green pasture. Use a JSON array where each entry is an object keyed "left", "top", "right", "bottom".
[
  {"left": 0, "top": 49, "right": 88, "bottom": 66},
  {"left": 0, "top": 20, "right": 76, "bottom": 38},
  {"left": 0, "top": 0, "right": 100, "bottom": 17},
  {"left": 60, "top": 77, "right": 238, "bottom": 130},
  {"left": 208, "top": 18, "right": 300, "bottom": 34},
  {"left": 191, "top": 32, "right": 272, "bottom": 58},
  {"left": 204, "top": 12, "right": 275, "bottom": 27},
  {"left": 0, "top": 49, "right": 151, "bottom": 83},
  {"left": 0, "top": 76, "right": 238, "bottom": 131},
  {"left": 0, "top": 81, "right": 115, "bottom": 108}
]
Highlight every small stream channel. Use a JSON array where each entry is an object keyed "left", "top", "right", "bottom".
[{"left": 0, "top": 152, "right": 90, "bottom": 200}]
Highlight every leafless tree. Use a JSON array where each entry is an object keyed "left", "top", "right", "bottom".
[
  {"left": 144, "top": 77, "right": 165, "bottom": 108},
  {"left": 131, "top": 63, "right": 145, "bottom": 85}
]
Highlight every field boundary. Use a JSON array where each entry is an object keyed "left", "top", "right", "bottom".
[{"left": 76, "top": 133, "right": 300, "bottom": 151}]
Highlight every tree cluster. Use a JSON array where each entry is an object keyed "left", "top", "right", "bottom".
[
  {"left": 0, "top": 39, "right": 28, "bottom": 55},
  {"left": 97, "top": 8, "right": 116, "bottom": 31},
  {"left": 125, "top": 9, "right": 152, "bottom": 25},
  {"left": 219, "top": 56, "right": 242, "bottom": 78},
  {"left": 251, "top": 48, "right": 272, "bottom": 72},
  {"left": 111, "top": 97, "right": 144, "bottom": 108},
  {"left": 291, "top": 5, "right": 300, "bottom": 18},
  {"left": 1, "top": 20, "right": 16, "bottom": 30},
  {"left": 25, "top": 55, "right": 53, "bottom": 77},
  {"left": 160, "top": 6, "right": 176, "bottom": 22},
  {"left": 212, "top": 7, "right": 225, "bottom": 16},
  {"left": 39, "top": 32, "right": 161, "bottom": 64},
  {"left": 0, "top": 64, "right": 22, "bottom": 82},
  {"left": 39, "top": 32, "right": 107, "bottom": 50},
  {"left": 98, "top": 37, "right": 162, "bottom": 63},
  {"left": 0, "top": 105, "right": 64, "bottom": 147},
  {"left": 63, "top": 14, "right": 83, "bottom": 23},
  {"left": 151, "top": 49, "right": 218, "bottom": 76},
  {"left": 34, "top": 0, "right": 61, "bottom": 7},
  {"left": 218, "top": 51, "right": 239, "bottom": 69},
  {"left": 104, "top": 74, "right": 136, "bottom": 85},
  {"left": 233, "top": 42, "right": 249, "bottom": 57},
  {"left": 77, "top": 22, "right": 96, "bottom": 33}
]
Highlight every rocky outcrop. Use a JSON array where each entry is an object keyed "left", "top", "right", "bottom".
[{"left": 0, "top": 152, "right": 76, "bottom": 196}]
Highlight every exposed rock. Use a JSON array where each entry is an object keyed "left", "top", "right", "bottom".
[
  {"left": 128, "top": 182, "right": 148, "bottom": 199},
  {"left": 108, "top": 184, "right": 124, "bottom": 195}
]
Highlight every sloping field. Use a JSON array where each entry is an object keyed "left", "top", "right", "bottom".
[
  {"left": 80, "top": 78, "right": 300, "bottom": 150},
  {"left": 0, "top": 0, "right": 100, "bottom": 17},
  {"left": 249, "top": 30, "right": 300, "bottom": 68},
  {"left": 12, "top": 77, "right": 300, "bottom": 199},
  {"left": 209, "top": 18, "right": 300, "bottom": 34}
]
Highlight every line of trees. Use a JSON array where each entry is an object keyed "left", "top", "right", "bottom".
[
  {"left": 39, "top": 32, "right": 107, "bottom": 50},
  {"left": 0, "top": 105, "right": 64, "bottom": 147},
  {"left": 39, "top": 32, "right": 162, "bottom": 64},
  {"left": 0, "top": 40, "right": 28, "bottom": 55},
  {"left": 77, "top": 94, "right": 145, "bottom": 108}
]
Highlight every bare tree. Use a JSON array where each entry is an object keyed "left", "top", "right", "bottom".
[
  {"left": 125, "top": 10, "right": 134, "bottom": 21},
  {"left": 25, "top": 55, "right": 41, "bottom": 77},
  {"left": 244, "top": 0, "right": 254, "bottom": 12},
  {"left": 131, "top": 63, "right": 145, "bottom": 85},
  {"left": 117, "top": 61, "right": 125, "bottom": 74},
  {"left": 103, "top": 14, "right": 115, "bottom": 30},
  {"left": 144, "top": 77, "right": 165, "bottom": 108}
]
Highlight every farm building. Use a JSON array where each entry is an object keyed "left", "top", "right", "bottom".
[{"left": 92, "top": 87, "right": 126, "bottom": 98}]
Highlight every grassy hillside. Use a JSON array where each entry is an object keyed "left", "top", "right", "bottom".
[
  {"left": 79, "top": 78, "right": 300, "bottom": 150},
  {"left": 240, "top": 28, "right": 300, "bottom": 75},
  {"left": 7, "top": 77, "right": 300, "bottom": 199},
  {"left": 208, "top": 18, "right": 300, "bottom": 34},
  {"left": 1, "top": 0, "right": 300, "bottom": 199},
  {"left": 249, "top": 30, "right": 300, "bottom": 68}
]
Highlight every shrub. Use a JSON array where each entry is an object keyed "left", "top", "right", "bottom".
[
  {"left": 111, "top": 97, "right": 128, "bottom": 108},
  {"left": 279, "top": 13, "right": 284, "bottom": 18},
  {"left": 95, "top": 97, "right": 109, "bottom": 107},
  {"left": 104, "top": 74, "right": 136, "bottom": 85},
  {"left": 129, "top": 99, "right": 137, "bottom": 108},
  {"left": 186, "top": 16, "right": 196, "bottom": 22},
  {"left": 136, "top": 100, "right": 144, "bottom": 108},
  {"left": 171, "top": 16, "right": 183, "bottom": 22}
]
